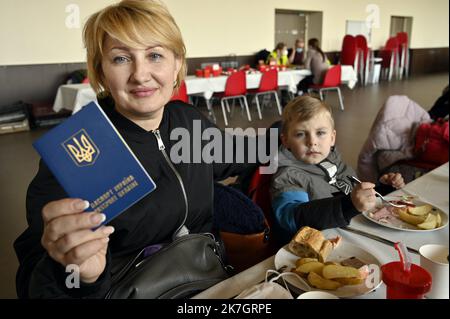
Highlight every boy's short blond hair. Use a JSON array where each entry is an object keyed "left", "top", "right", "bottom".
[
  {"left": 282, "top": 96, "right": 334, "bottom": 135},
  {"left": 83, "top": 0, "right": 187, "bottom": 95}
]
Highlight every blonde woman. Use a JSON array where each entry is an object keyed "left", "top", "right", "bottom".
[{"left": 15, "top": 0, "right": 256, "bottom": 298}]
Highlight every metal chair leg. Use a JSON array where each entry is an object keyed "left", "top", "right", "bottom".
[
  {"left": 405, "top": 49, "right": 410, "bottom": 78},
  {"left": 242, "top": 96, "right": 252, "bottom": 122},
  {"left": 274, "top": 91, "right": 282, "bottom": 115},
  {"left": 206, "top": 98, "right": 216, "bottom": 123},
  {"left": 255, "top": 94, "right": 262, "bottom": 120},
  {"left": 225, "top": 99, "right": 231, "bottom": 113},
  {"left": 238, "top": 97, "right": 245, "bottom": 117},
  {"left": 337, "top": 88, "right": 344, "bottom": 111},
  {"left": 220, "top": 99, "right": 228, "bottom": 126}
]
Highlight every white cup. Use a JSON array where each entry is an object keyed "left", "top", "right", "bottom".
[{"left": 419, "top": 244, "right": 449, "bottom": 299}]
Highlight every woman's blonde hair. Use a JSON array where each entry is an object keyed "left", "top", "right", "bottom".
[
  {"left": 282, "top": 96, "right": 334, "bottom": 135},
  {"left": 83, "top": 0, "right": 187, "bottom": 94}
]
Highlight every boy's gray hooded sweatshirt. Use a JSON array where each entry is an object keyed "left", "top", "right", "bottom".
[{"left": 269, "top": 146, "right": 360, "bottom": 243}]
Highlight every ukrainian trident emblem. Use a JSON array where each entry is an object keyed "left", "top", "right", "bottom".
[{"left": 63, "top": 129, "right": 99, "bottom": 166}]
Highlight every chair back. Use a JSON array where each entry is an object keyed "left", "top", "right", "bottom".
[
  {"left": 340, "top": 35, "right": 357, "bottom": 65},
  {"left": 396, "top": 32, "right": 408, "bottom": 47},
  {"left": 170, "top": 80, "right": 188, "bottom": 103},
  {"left": 380, "top": 37, "right": 399, "bottom": 68},
  {"left": 321, "top": 65, "right": 342, "bottom": 87},
  {"left": 385, "top": 37, "right": 399, "bottom": 51},
  {"left": 248, "top": 168, "right": 275, "bottom": 227},
  {"left": 258, "top": 69, "right": 278, "bottom": 92},
  {"left": 213, "top": 183, "right": 272, "bottom": 272},
  {"left": 355, "top": 35, "right": 369, "bottom": 62},
  {"left": 224, "top": 71, "right": 247, "bottom": 97}
]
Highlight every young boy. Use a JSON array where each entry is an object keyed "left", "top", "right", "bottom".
[{"left": 270, "top": 96, "right": 404, "bottom": 244}]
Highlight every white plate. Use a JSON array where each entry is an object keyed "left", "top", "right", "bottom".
[
  {"left": 362, "top": 198, "right": 448, "bottom": 232},
  {"left": 274, "top": 242, "right": 382, "bottom": 298},
  {"left": 297, "top": 291, "right": 339, "bottom": 299}
]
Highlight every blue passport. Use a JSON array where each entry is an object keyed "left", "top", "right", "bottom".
[{"left": 33, "top": 101, "right": 156, "bottom": 225}]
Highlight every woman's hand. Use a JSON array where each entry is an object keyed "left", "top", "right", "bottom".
[
  {"left": 41, "top": 198, "right": 115, "bottom": 283},
  {"left": 379, "top": 173, "right": 405, "bottom": 189},
  {"left": 351, "top": 182, "right": 377, "bottom": 212}
]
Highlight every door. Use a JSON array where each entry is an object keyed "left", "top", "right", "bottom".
[
  {"left": 275, "top": 11, "right": 306, "bottom": 49},
  {"left": 390, "top": 16, "right": 413, "bottom": 46}
]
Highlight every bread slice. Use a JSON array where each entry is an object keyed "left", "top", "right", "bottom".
[{"left": 288, "top": 226, "right": 334, "bottom": 262}]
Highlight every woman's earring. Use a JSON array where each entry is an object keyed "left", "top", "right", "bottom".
[
  {"left": 331, "top": 146, "right": 335, "bottom": 151},
  {"left": 173, "top": 79, "right": 178, "bottom": 88}
]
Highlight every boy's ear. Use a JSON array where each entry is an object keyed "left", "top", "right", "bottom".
[
  {"left": 331, "top": 129, "right": 336, "bottom": 146},
  {"left": 280, "top": 133, "right": 288, "bottom": 147}
]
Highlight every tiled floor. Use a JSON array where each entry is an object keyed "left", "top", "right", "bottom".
[{"left": 0, "top": 72, "right": 447, "bottom": 298}]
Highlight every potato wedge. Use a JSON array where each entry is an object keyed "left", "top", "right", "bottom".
[
  {"left": 322, "top": 264, "right": 361, "bottom": 279},
  {"left": 295, "top": 258, "right": 318, "bottom": 267},
  {"left": 307, "top": 272, "right": 342, "bottom": 290},
  {"left": 324, "top": 261, "right": 341, "bottom": 266},
  {"left": 398, "top": 209, "right": 428, "bottom": 225},
  {"left": 334, "top": 277, "right": 364, "bottom": 285},
  {"left": 417, "top": 213, "right": 437, "bottom": 230},
  {"left": 292, "top": 268, "right": 308, "bottom": 278},
  {"left": 296, "top": 261, "right": 324, "bottom": 275},
  {"left": 436, "top": 212, "right": 442, "bottom": 227},
  {"left": 408, "top": 204, "right": 432, "bottom": 216}
]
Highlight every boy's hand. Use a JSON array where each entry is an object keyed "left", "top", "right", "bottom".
[
  {"left": 379, "top": 173, "right": 405, "bottom": 189},
  {"left": 351, "top": 182, "right": 377, "bottom": 212}
]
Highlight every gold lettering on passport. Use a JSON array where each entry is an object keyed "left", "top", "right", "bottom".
[{"left": 90, "top": 175, "right": 139, "bottom": 212}]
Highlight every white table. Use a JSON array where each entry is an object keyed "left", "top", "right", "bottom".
[
  {"left": 53, "top": 83, "right": 97, "bottom": 113},
  {"left": 186, "top": 67, "right": 356, "bottom": 100},
  {"left": 193, "top": 162, "right": 449, "bottom": 299},
  {"left": 52, "top": 67, "right": 357, "bottom": 115},
  {"left": 185, "top": 69, "right": 311, "bottom": 100}
]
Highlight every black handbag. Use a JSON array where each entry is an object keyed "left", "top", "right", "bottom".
[{"left": 105, "top": 233, "right": 230, "bottom": 299}]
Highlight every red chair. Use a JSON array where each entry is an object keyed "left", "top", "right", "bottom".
[
  {"left": 247, "top": 69, "right": 282, "bottom": 118},
  {"left": 355, "top": 35, "right": 371, "bottom": 86},
  {"left": 170, "top": 80, "right": 189, "bottom": 103},
  {"left": 308, "top": 65, "right": 344, "bottom": 111},
  {"left": 380, "top": 37, "right": 399, "bottom": 81},
  {"left": 248, "top": 168, "right": 280, "bottom": 255},
  {"left": 216, "top": 71, "right": 251, "bottom": 126},
  {"left": 397, "top": 32, "right": 410, "bottom": 78},
  {"left": 340, "top": 35, "right": 358, "bottom": 68}
]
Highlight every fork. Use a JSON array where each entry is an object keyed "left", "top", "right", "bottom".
[{"left": 348, "top": 176, "right": 406, "bottom": 208}]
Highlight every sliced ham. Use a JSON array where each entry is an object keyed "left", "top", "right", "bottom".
[{"left": 369, "top": 207, "right": 393, "bottom": 221}]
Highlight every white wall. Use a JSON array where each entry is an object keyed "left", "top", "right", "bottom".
[{"left": 0, "top": 0, "right": 448, "bottom": 65}]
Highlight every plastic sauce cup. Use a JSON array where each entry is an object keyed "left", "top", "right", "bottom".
[{"left": 381, "top": 261, "right": 432, "bottom": 299}]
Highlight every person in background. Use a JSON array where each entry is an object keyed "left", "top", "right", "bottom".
[
  {"left": 270, "top": 96, "right": 405, "bottom": 244},
  {"left": 267, "top": 42, "right": 289, "bottom": 66},
  {"left": 288, "top": 39, "right": 305, "bottom": 66},
  {"left": 297, "top": 38, "right": 329, "bottom": 95}
]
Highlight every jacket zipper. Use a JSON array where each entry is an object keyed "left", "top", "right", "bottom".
[{"left": 152, "top": 129, "right": 189, "bottom": 239}]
